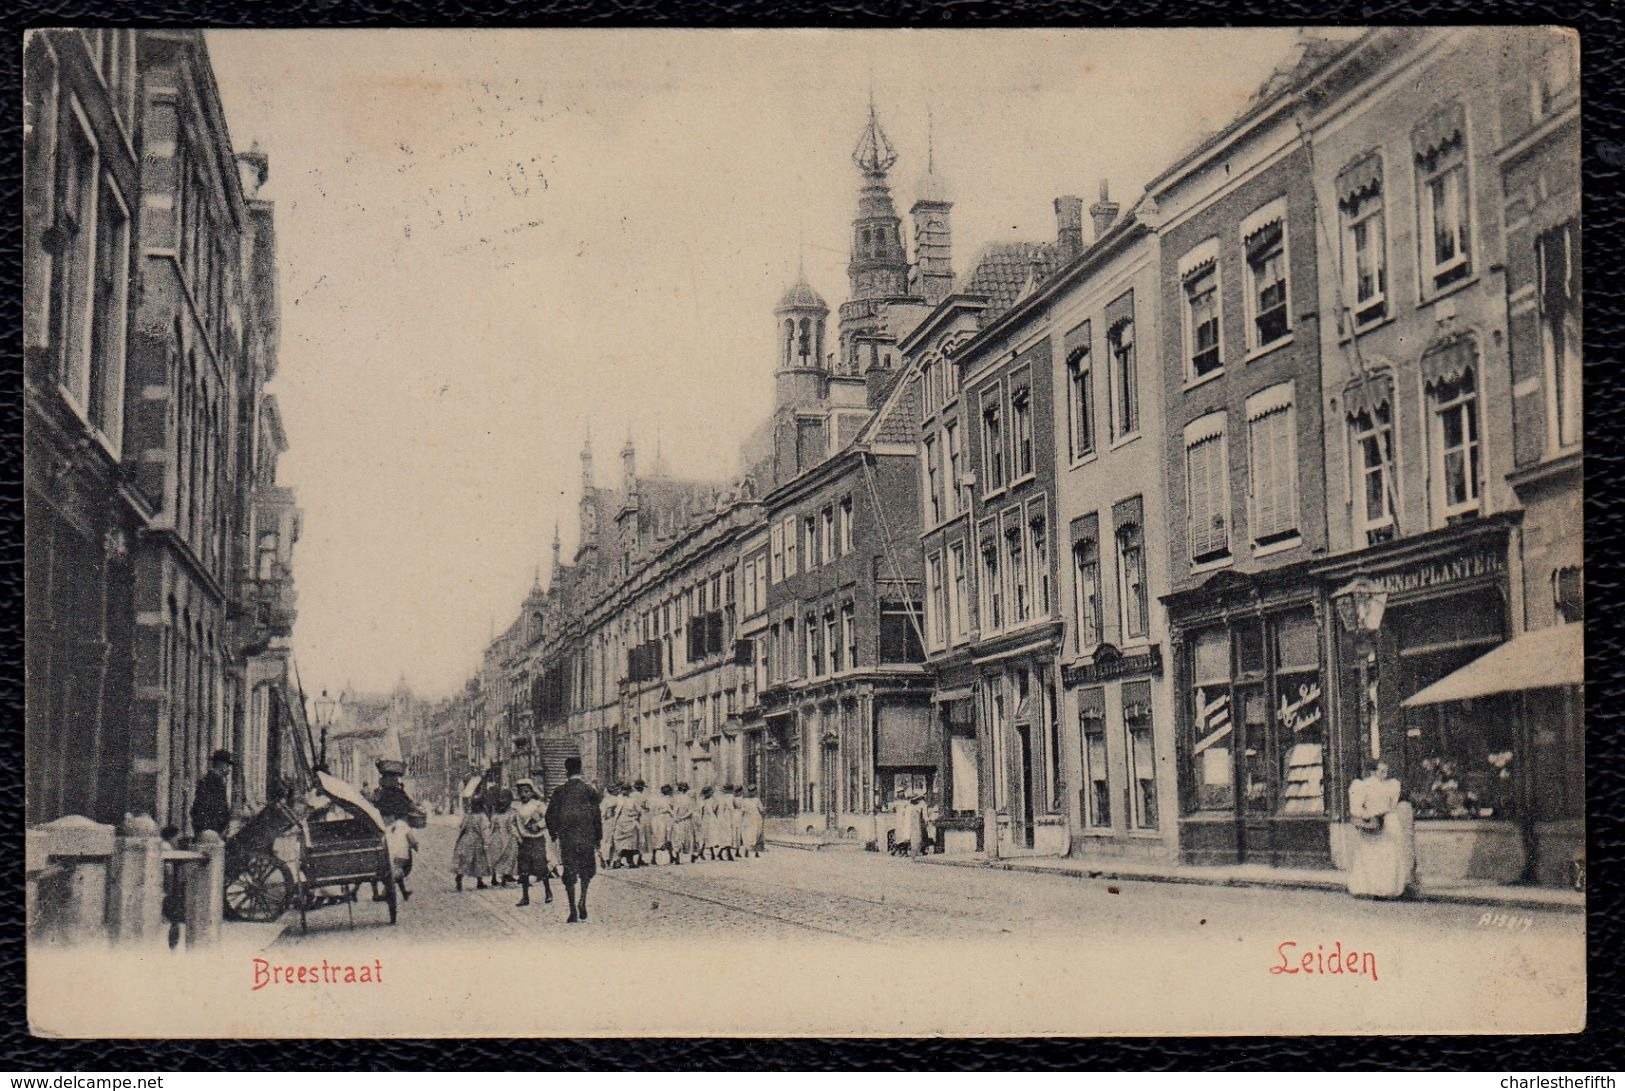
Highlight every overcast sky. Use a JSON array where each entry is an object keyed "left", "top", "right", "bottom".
[{"left": 205, "top": 28, "right": 1325, "bottom": 700}]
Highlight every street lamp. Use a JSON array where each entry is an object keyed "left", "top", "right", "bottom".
[{"left": 1334, "top": 577, "right": 1389, "bottom": 761}]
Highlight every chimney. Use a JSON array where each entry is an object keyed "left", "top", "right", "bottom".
[
  {"left": 1054, "top": 195, "right": 1084, "bottom": 263},
  {"left": 621, "top": 435, "right": 636, "bottom": 489},
  {"left": 235, "top": 142, "right": 269, "bottom": 201},
  {"left": 1090, "top": 179, "right": 1120, "bottom": 240}
]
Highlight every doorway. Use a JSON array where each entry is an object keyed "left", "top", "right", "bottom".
[
  {"left": 1014, "top": 724, "right": 1035, "bottom": 849},
  {"left": 820, "top": 743, "right": 840, "bottom": 830}
]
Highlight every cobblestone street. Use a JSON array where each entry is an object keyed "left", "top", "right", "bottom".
[
  {"left": 276, "top": 821, "right": 1586, "bottom": 949},
  {"left": 236, "top": 821, "right": 1587, "bottom": 1037}
]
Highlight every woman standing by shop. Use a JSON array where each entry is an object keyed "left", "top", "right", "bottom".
[
  {"left": 452, "top": 798, "right": 491, "bottom": 891},
  {"left": 1347, "top": 760, "right": 1416, "bottom": 898}
]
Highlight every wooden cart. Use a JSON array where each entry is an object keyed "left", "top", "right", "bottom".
[{"left": 294, "top": 772, "right": 399, "bottom": 934}]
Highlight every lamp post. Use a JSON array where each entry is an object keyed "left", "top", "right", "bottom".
[
  {"left": 313, "top": 689, "right": 337, "bottom": 773},
  {"left": 1334, "top": 578, "right": 1389, "bottom": 762}
]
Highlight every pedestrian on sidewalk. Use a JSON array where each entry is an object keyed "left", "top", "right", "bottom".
[
  {"left": 599, "top": 784, "right": 620, "bottom": 867},
  {"left": 697, "top": 785, "right": 720, "bottom": 860},
  {"left": 452, "top": 799, "right": 490, "bottom": 891},
  {"left": 727, "top": 786, "right": 746, "bottom": 860},
  {"left": 740, "top": 785, "right": 765, "bottom": 857},
  {"left": 648, "top": 785, "right": 676, "bottom": 865},
  {"left": 611, "top": 783, "right": 644, "bottom": 868},
  {"left": 670, "top": 782, "right": 696, "bottom": 863},
  {"left": 1347, "top": 760, "right": 1416, "bottom": 899},
  {"left": 191, "top": 749, "right": 235, "bottom": 839},
  {"left": 512, "top": 779, "right": 554, "bottom": 907},
  {"left": 888, "top": 788, "right": 914, "bottom": 856},
  {"left": 545, "top": 757, "right": 603, "bottom": 924},
  {"left": 486, "top": 788, "right": 519, "bottom": 887},
  {"left": 629, "top": 780, "right": 652, "bottom": 867}
]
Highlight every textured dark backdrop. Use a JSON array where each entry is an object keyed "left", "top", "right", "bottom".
[{"left": 2, "top": 1, "right": 1620, "bottom": 1071}]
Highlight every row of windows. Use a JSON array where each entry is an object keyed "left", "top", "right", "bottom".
[
  {"left": 769, "top": 497, "right": 854, "bottom": 582},
  {"left": 971, "top": 498, "right": 1053, "bottom": 639},
  {"left": 1177, "top": 196, "right": 1294, "bottom": 387},
  {"left": 1069, "top": 498, "right": 1151, "bottom": 654},
  {"left": 1182, "top": 382, "right": 1303, "bottom": 569},
  {"left": 1061, "top": 299, "right": 1139, "bottom": 467}
]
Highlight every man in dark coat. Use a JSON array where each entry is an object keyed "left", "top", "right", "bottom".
[
  {"left": 545, "top": 757, "right": 603, "bottom": 924},
  {"left": 191, "top": 749, "right": 235, "bottom": 838}
]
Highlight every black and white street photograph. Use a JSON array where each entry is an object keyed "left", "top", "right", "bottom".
[{"left": 22, "top": 26, "right": 1585, "bottom": 1037}]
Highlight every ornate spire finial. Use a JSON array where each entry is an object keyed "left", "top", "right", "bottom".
[{"left": 852, "top": 91, "right": 898, "bottom": 177}]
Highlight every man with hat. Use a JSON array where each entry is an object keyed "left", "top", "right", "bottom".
[
  {"left": 512, "top": 778, "right": 554, "bottom": 907},
  {"left": 373, "top": 759, "right": 417, "bottom": 824},
  {"left": 545, "top": 757, "right": 602, "bottom": 923},
  {"left": 191, "top": 749, "right": 235, "bottom": 838}
]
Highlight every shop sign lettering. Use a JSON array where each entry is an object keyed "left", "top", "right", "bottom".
[{"left": 1372, "top": 550, "right": 1502, "bottom": 595}]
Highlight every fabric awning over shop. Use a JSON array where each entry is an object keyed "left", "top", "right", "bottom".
[{"left": 1401, "top": 623, "right": 1583, "bottom": 707}]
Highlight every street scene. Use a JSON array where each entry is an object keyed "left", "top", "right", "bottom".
[{"left": 23, "top": 27, "right": 1583, "bottom": 1036}]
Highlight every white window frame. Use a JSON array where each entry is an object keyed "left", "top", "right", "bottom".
[
  {"left": 925, "top": 551, "right": 946, "bottom": 651},
  {"left": 783, "top": 515, "right": 798, "bottom": 576},
  {"left": 943, "top": 419, "right": 961, "bottom": 519},
  {"left": 1107, "top": 317, "right": 1140, "bottom": 443},
  {"left": 923, "top": 432, "right": 941, "bottom": 526},
  {"left": 1348, "top": 403, "right": 1398, "bottom": 544},
  {"left": 1115, "top": 519, "right": 1149, "bottom": 643},
  {"left": 1072, "top": 536, "right": 1103, "bottom": 654},
  {"left": 770, "top": 521, "right": 784, "bottom": 583},
  {"left": 948, "top": 540, "right": 968, "bottom": 644},
  {"left": 1537, "top": 220, "right": 1582, "bottom": 454},
  {"left": 1429, "top": 370, "right": 1483, "bottom": 524},
  {"left": 839, "top": 496, "right": 854, "bottom": 555},
  {"left": 1245, "top": 382, "right": 1300, "bottom": 553},
  {"left": 1065, "top": 337, "right": 1096, "bottom": 464},
  {"left": 1178, "top": 238, "right": 1223, "bottom": 385},
  {"left": 1240, "top": 197, "right": 1293, "bottom": 356},
  {"left": 1010, "top": 372, "right": 1035, "bottom": 484},
  {"left": 1184, "top": 412, "right": 1232, "bottom": 570},
  {"left": 980, "top": 380, "right": 1007, "bottom": 499},
  {"left": 1416, "top": 113, "right": 1474, "bottom": 297},
  {"left": 1339, "top": 165, "right": 1389, "bottom": 330}
]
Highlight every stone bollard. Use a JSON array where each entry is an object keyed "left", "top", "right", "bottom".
[
  {"left": 35, "top": 816, "right": 117, "bottom": 945},
  {"left": 110, "top": 814, "right": 166, "bottom": 946},
  {"left": 184, "top": 831, "right": 226, "bottom": 949}
]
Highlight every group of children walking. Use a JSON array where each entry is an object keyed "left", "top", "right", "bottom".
[
  {"left": 602, "top": 781, "right": 764, "bottom": 868},
  {"left": 450, "top": 778, "right": 768, "bottom": 896}
]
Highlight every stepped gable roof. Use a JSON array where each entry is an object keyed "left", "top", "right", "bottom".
[{"left": 958, "top": 241, "right": 1057, "bottom": 319}]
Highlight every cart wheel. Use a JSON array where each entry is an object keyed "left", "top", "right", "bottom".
[
  {"left": 384, "top": 871, "right": 399, "bottom": 924},
  {"left": 224, "top": 853, "right": 294, "bottom": 923}
]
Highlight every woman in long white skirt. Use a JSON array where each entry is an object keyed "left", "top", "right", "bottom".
[{"left": 1347, "top": 760, "right": 1415, "bottom": 898}]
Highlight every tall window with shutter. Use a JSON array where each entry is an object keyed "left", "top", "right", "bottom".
[
  {"left": 1414, "top": 102, "right": 1472, "bottom": 294},
  {"left": 1184, "top": 413, "right": 1230, "bottom": 567},
  {"left": 1423, "top": 337, "right": 1482, "bottom": 524},
  {"left": 1246, "top": 383, "right": 1299, "bottom": 548},
  {"left": 1338, "top": 155, "right": 1388, "bottom": 328},
  {"left": 1179, "top": 240, "right": 1222, "bottom": 381},
  {"left": 1078, "top": 686, "right": 1110, "bottom": 829},
  {"left": 1242, "top": 198, "right": 1291, "bottom": 350}
]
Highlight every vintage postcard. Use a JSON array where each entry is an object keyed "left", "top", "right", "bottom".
[{"left": 24, "top": 27, "right": 1584, "bottom": 1038}]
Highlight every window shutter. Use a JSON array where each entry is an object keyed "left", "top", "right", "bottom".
[
  {"left": 1251, "top": 415, "right": 1277, "bottom": 540},
  {"left": 1187, "top": 440, "right": 1213, "bottom": 558}
]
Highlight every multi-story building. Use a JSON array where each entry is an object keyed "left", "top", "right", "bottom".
[
  {"left": 1151, "top": 37, "right": 1338, "bottom": 870},
  {"left": 24, "top": 29, "right": 145, "bottom": 827},
  {"left": 1287, "top": 28, "right": 1531, "bottom": 883},
  {"left": 752, "top": 106, "right": 941, "bottom": 841},
  {"left": 24, "top": 29, "right": 297, "bottom": 834},
  {"left": 1491, "top": 26, "right": 1582, "bottom": 883},
  {"left": 1046, "top": 199, "right": 1180, "bottom": 864}
]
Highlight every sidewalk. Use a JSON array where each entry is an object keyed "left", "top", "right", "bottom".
[
  {"left": 917, "top": 852, "right": 1585, "bottom": 913},
  {"left": 766, "top": 833, "right": 867, "bottom": 852}
]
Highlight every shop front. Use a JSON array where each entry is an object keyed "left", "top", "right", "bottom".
[
  {"left": 1060, "top": 643, "right": 1176, "bottom": 862},
  {"left": 1170, "top": 570, "right": 1334, "bottom": 869},
  {"left": 1317, "top": 518, "right": 1515, "bottom": 880},
  {"left": 972, "top": 634, "right": 1069, "bottom": 857},
  {"left": 931, "top": 672, "right": 982, "bottom": 854}
]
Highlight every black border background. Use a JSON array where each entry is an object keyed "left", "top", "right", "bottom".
[{"left": 2, "top": 1, "right": 1620, "bottom": 1071}]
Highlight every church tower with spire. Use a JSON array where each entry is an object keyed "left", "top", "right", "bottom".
[
  {"left": 910, "top": 111, "right": 955, "bottom": 306},
  {"left": 774, "top": 261, "right": 830, "bottom": 412},
  {"left": 839, "top": 96, "right": 912, "bottom": 374}
]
